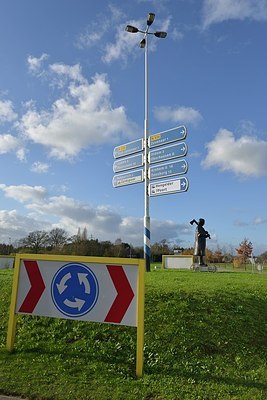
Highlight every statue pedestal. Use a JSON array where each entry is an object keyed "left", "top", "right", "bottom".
[{"left": 192, "top": 264, "right": 217, "bottom": 272}]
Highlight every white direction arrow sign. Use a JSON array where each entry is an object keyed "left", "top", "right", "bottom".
[
  {"left": 149, "top": 125, "right": 187, "bottom": 148},
  {"left": 112, "top": 169, "right": 144, "bottom": 188},
  {"left": 148, "top": 142, "right": 187, "bottom": 164},
  {"left": 149, "top": 159, "right": 188, "bottom": 180},
  {"left": 149, "top": 177, "right": 189, "bottom": 197},
  {"left": 113, "top": 138, "right": 143, "bottom": 159},
  {"left": 113, "top": 153, "right": 144, "bottom": 173}
]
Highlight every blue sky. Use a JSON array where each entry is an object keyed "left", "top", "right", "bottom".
[{"left": 0, "top": 0, "right": 266, "bottom": 255}]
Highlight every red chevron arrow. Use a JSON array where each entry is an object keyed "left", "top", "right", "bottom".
[
  {"left": 18, "top": 260, "right": 45, "bottom": 313},
  {"left": 104, "top": 265, "right": 134, "bottom": 324}
]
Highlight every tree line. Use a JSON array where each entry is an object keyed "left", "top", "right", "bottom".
[{"left": 0, "top": 228, "right": 266, "bottom": 264}]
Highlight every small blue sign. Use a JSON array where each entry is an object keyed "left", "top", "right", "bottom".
[
  {"left": 51, "top": 263, "right": 99, "bottom": 317},
  {"left": 113, "top": 138, "right": 144, "bottom": 159},
  {"left": 149, "top": 159, "right": 188, "bottom": 180},
  {"left": 148, "top": 142, "right": 188, "bottom": 164},
  {"left": 149, "top": 125, "right": 187, "bottom": 148},
  {"left": 112, "top": 169, "right": 144, "bottom": 187},
  {"left": 113, "top": 153, "right": 144, "bottom": 173}
]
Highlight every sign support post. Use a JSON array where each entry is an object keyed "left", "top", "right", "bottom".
[
  {"left": 6, "top": 255, "right": 20, "bottom": 351},
  {"left": 143, "top": 20, "right": 151, "bottom": 273},
  {"left": 136, "top": 259, "right": 145, "bottom": 377}
]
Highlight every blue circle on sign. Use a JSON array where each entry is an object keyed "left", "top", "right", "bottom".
[{"left": 51, "top": 263, "right": 99, "bottom": 317}]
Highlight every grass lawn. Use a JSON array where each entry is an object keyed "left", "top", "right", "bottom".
[{"left": 0, "top": 267, "right": 266, "bottom": 400}]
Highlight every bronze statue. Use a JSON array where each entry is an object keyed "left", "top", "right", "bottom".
[{"left": 190, "top": 218, "right": 211, "bottom": 266}]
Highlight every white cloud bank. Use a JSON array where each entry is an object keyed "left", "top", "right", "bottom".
[
  {"left": 21, "top": 58, "right": 139, "bottom": 160},
  {"left": 202, "top": 128, "right": 267, "bottom": 177},
  {"left": 0, "top": 183, "right": 188, "bottom": 245},
  {"left": 0, "top": 100, "right": 17, "bottom": 122},
  {"left": 154, "top": 106, "right": 203, "bottom": 126},
  {"left": 202, "top": 0, "right": 267, "bottom": 28}
]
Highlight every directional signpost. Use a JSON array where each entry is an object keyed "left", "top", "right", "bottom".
[
  {"left": 113, "top": 124, "right": 189, "bottom": 273},
  {"left": 113, "top": 138, "right": 144, "bottom": 159},
  {"left": 148, "top": 125, "right": 187, "bottom": 148},
  {"left": 7, "top": 254, "right": 145, "bottom": 377},
  {"left": 112, "top": 169, "right": 144, "bottom": 188},
  {"left": 113, "top": 153, "right": 144, "bottom": 173},
  {"left": 148, "top": 142, "right": 188, "bottom": 164},
  {"left": 149, "top": 159, "right": 188, "bottom": 180},
  {"left": 149, "top": 177, "right": 189, "bottom": 197}
]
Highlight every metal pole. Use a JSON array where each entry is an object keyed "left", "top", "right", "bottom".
[{"left": 144, "top": 32, "right": 150, "bottom": 272}]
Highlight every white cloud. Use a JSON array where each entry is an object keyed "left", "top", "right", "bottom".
[
  {"left": 0, "top": 209, "right": 51, "bottom": 242},
  {"left": 0, "top": 134, "right": 19, "bottom": 153},
  {"left": 0, "top": 184, "right": 47, "bottom": 204},
  {"left": 254, "top": 216, "right": 267, "bottom": 225},
  {"left": 0, "top": 100, "right": 17, "bottom": 122},
  {"left": 154, "top": 106, "right": 203, "bottom": 126},
  {"left": 76, "top": 4, "right": 124, "bottom": 49},
  {"left": 31, "top": 161, "right": 50, "bottom": 173},
  {"left": 27, "top": 53, "right": 49, "bottom": 75},
  {"left": 0, "top": 183, "right": 188, "bottom": 245},
  {"left": 49, "top": 63, "right": 85, "bottom": 86},
  {"left": 102, "top": 22, "right": 140, "bottom": 64},
  {"left": 202, "top": 0, "right": 267, "bottom": 28},
  {"left": 202, "top": 128, "right": 267, "bottom": 177},
  {"left": 172, "top": 27, "right": 184, "bottom": 41},
  {"left": 19, "top": 68, "right": 138, "bottom": 160},
  {"left": 0, "top": 133, "right": 26, "bottom": 160},
  {"left": 16, "top": 148, "right": 27, "bottom": 162}
]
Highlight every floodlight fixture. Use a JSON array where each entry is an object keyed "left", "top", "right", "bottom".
[
  {"left": 139, "top": 38, "right": 146, "bottom": 48},
  {"left": 147, "top": 13, "right": 155, "bottom": 26},
  {"left": 125, "top": 25, "right": 139, "bottom": 33},
  {"left": 154, "top": 31, "right": 167, "bottom": 38}
]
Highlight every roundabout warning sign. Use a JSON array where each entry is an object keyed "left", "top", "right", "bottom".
[
  {"left": 7, "top": 254, "right": 145, "bottom": 377},
  {"left": 51, "top": 263, "right": 99, "bottom": 318}
]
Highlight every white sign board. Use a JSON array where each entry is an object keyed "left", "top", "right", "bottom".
[
  {"left": 162, "top": 255, "right": 193, "bottom": 269},
  {"left": 149, "top": 177, "right": 188, "bottom": 197},
  {"left": 16, "top": 258, "right": 139, "bottom": 326}
]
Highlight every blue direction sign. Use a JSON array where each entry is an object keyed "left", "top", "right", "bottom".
[
  {"left": 113, "top": 138, "right": 144, "bottom": 159},
  {"left": 149, "top": 177, "right": 189, "bottom": 197},
  {"left": 149, "top": 159, "right": 188, "bottom": 180},
  {"left": 148, "top": 142, "right": 187, "bottom": 164},
  {"left": 113, "top": 153, "right": 144, "bottom": 173},
  {"left": 148, "top": 125, "right": 187, "bottom": 148},
  {"left": 112, "top": 169, "right": 144, "bottom": 188}
]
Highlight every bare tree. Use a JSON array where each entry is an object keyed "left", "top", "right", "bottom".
[
  {"left": 20, "top": 230, "right": 49, "bottom": 253},
  {"left": 48, "top": 228, "right": 68, "bottom": 249}
]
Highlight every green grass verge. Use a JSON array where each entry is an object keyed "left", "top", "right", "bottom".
[{"left": 0, "top": 268, "right": 266, "bottom": 400}]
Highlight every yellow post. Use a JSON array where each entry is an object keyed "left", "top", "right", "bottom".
[
  {"left": 136, "top": 259, "right": 145, "bottom": 377},
  {"left": 6, "top": 254, "right": 21, "bottom": 351}
]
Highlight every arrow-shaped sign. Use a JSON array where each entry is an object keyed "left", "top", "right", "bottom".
[
  {"left": 149, "top": 159, "right": 188, "bottom": 180},
  {"left": 148, "top": 142, "right": 188, "bottom": 164},
  {"left": 104, "top": 265, "right": 134, "bottom": 324},
  {"left": 149, "top": 177, "right": 189, "bottom": 197},
  {"left": 18, "top": 260, "right": 45, "bottom": 313},
  {"left": 148, "top": 125, "right": 187, "bottom": 148}
]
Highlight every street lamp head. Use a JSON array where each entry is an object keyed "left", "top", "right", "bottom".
[
  {"left": 125, "top": 25, "right": 139, "bottom": 33},
  {"left": 139, "top": 38, "right": 146, "bottom": 48},
  {"left": 154, "top": 31, "right": 167, "bottom": 38},
  {"left": 147, "top": 13, "right": 155, "bottom": 26}
]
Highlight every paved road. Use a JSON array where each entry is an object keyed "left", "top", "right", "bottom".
[{"left": 0, "top": 396, "right": 26, "bottom": 400}]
